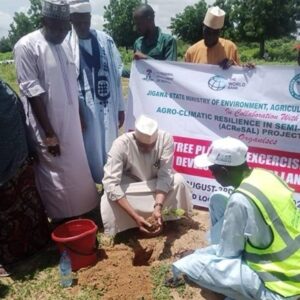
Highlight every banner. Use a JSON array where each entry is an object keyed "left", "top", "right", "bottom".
[{"left": 126, "top": 60, "right": 300, "bottom": 207}]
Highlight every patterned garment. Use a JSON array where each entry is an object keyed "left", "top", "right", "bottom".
[
  {"left": 74, "top": 29, "right": 125, "bottom": 183},
  {"left": 0, "top": 163, "right": 50, "bottom": 265}
]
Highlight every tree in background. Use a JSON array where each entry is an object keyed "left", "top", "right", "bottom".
[
  {"left": 8, "top": 12, "right": 36, "bottom": 48},
  {"left": 227, "top": 0, "right": 298, "bottom": 57},
  {"left": 0, "top": 0, "right": 41, "bottom": 52},
  {"left": 212, "top": 0, "right": 235, "bottom": 39},
  {"left": 169, "top": 0, "right": 207, "bottom": 44},
  {"left": 27, "top": 0, "right": 42, "bottom": 29},
  {"left": 103, "top": 0, "right": 141, "bottom": 49},
  {"left": 0, "top": 37, "right": 11, "bottom": 53}
]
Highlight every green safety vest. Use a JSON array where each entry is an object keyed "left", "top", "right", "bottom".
[{"left": 236, "top": 168, "right": 300, "bottom": 298}]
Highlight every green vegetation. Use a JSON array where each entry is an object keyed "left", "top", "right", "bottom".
[
  {"left": 0, "top": 63, "right": 18, "bottom": 92},
  {"left": 238, "top": 38, "right": 298, "bottom": 63},
  {"left": 1, "top": 0, "right": 298, "bottom": 57},
  {"left": 103, "top": 0, "right": 141, "bottom": 48},
  {"left": 0, "top": 52, "right": 13, "bottom": 61},
  {"left": 118, "top": 47, "right": 133, "bottom": 66},
  {"left": 118, "top": 37, "right": 299, "bottom": 65},
  {"left": 0, "top": 0, "right": 41, "bottom": 51},
  {"left": 0, "top": 36, "right": 298, "bottom": 95},
  {"left": 177, "top": 40, "right": 190, "bottom": 61},
  {"left": 151, "top": 264, "right": 172, "bottom": 300},
  {"left": 169, "top": 0, "right": 207, "bottom": 44},
  {"left": 170, "top": 0, "right": 299, "bottom": 58},
  {"left": 221, "top": 0, "right": 298, "bottom": 57}
]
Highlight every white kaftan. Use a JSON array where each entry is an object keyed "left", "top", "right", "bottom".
[
  {"left": 101, "top": 131, "right": 193, "bottom": 235},
  {"left": 14, "top": 30, "right": 98, "bottom": 219}
]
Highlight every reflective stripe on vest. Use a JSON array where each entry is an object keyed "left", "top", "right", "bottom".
[
  {"left": 236, "top": 169, "right": 300, "bottom": 297},
  {"left": 240, "top": 182, "right": 300, "bottom": 263}
]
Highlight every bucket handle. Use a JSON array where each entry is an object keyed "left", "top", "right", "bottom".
[{"left": 63, "top": 238, "right": 99, "bottom": 256}]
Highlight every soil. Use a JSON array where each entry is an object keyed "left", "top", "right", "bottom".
[
  {"left": 145, "top": 215, "right": 160, "bottom": 232},
  {"left": 74, "top": 209, "right": 217, "bottom": 300}
]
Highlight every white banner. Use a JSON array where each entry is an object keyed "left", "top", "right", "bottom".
[{"left": 126, "top": 60, "right": 300, "bottom": 207}]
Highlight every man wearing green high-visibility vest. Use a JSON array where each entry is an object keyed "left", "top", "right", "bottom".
[{"left": 171, "top": 137, "right": 300, "bottom": 300}]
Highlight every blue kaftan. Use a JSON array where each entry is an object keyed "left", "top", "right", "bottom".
[{"left": 77, "top": 30, "right": 124, "bottom": 183}]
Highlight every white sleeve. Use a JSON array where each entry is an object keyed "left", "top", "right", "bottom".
[
  {"left": 217, "top": 193, "right": 249, "bottom": 257},
  {"left": 13, "top": 41, "right": 45, "bottom": 98}
]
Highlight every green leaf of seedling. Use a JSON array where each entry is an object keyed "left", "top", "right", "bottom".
[{"left": 162, "top": 207, "right": 186, "bottom": 217}]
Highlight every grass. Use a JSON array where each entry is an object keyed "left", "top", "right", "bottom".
[
  {"left": 0, "top": 63, "right": 130, "bottom": 99},
  {"left": 0, "top": 64, "right": 18, "bottom": 92},
  {"left": 151, "top": 264, "right": 172, "bottom": 300},
  {"left": 0, "top": 238, "right": 177, "bottom": 299}
]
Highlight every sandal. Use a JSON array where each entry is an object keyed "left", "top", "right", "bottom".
[
  {"left": 0, "top": 264, "right": 11, "bottom": 277},
  {"left": 164, "top": 276, "right": 185, "bottom": 288}
]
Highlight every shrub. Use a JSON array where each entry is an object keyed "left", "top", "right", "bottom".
[
  {"left": 0, "top": 51, "right": 13, "bottom": 61},
  {"left": 119, "top": 47, "right": 133, "bottom": 66},
  {"left": 177, "top": 39, "right": 189, "bottom": 61}
]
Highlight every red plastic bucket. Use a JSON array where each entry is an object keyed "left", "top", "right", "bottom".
[{"left": 51, "top": 219, "right": 98, "bottom": 271}]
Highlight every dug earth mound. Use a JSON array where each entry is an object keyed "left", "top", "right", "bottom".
[{"left": 75, "top": 210, "right": 210, "bottom": 300}]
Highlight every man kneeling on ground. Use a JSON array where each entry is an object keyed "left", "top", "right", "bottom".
[
  {"left": 101, "top": 115, "right": 193, "bottom": 235},
  {"left": 172, "top": 136, "right": 300, "bottom": 300}
]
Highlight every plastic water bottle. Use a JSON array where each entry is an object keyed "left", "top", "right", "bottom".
[{"left": 59, "top": 250, "right": 73, "bottom": 287}]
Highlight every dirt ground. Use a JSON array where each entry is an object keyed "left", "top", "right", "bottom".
[{"left": 73, "top": 209, "right": 224, "bottom": 300}]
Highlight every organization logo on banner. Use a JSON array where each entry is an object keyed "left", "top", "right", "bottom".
[
  {"left": 289, "top": 73, "right": 300, "bottom": 100},
  {"left": 142, "top": 68, "right": 174, "bottom": 84},
  {"left": 208, "top": 75, "right": 247, "bottom": 91},
  {"left": 208, "top": 75, "right": 227, "bottom": 91},
  {"left": 143, "top": 69, "right": 154, "bottom": 81}
]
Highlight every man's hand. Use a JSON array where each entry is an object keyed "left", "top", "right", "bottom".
[
  {"left": 45, "top": 135, "right": 60, "bottom": 157},
  {"left": 153, "top": 205, "right": 163, "bottom": 226},
  {"left": 135, "top": 215, "right": 152, "bottom": 233},
  {"left": 219, "top": 58, "right": 234, "bottom": 70},
  {"left": 118, "top": 111, "right": 125, "bottom": 129},
  {"left": 150, "top": 206, "right": 163, "bottom": 235},
  {"left": 133, "top": 51, "right": 147, "bottom": 60},
  {"left": 242, "top": 62, "right": 256, "bottom": 69}
]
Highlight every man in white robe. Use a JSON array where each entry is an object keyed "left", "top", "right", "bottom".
[
  {"left": 13, "top": 0, "right": 98, "bottom": 220},
  {"left": 68, "top": 0, "right": 125, "bottom": 184},
  {"left": 101, "top": 115, "right": 193, "bottom": 235}
]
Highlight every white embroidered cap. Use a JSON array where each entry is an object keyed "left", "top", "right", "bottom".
[
  {"left": 135, "top": 115, "right": 158, "bottom": 145},
  {"left": 194, "top": 137, "right": 248, "bottom": 168},
  {"left": 69, "top": 0, "right": 91, "bottom": 13},
  {"left": 42, "top": 0, "right": 70, "bottom": 20},
  {"left": 203, "top": 6, "right": 225, "bottom": 30}
]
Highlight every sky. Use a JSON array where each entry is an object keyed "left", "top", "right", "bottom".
[{"left": 0, "top": 0, "right": 213, "bottom": 39}]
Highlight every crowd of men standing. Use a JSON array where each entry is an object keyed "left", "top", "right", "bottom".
[
  {"left": 1, "top": 0, "right": 193, "bottom": 273},
  {"left": 8, "top": 0, "right": 239, "bottom": 227}
]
